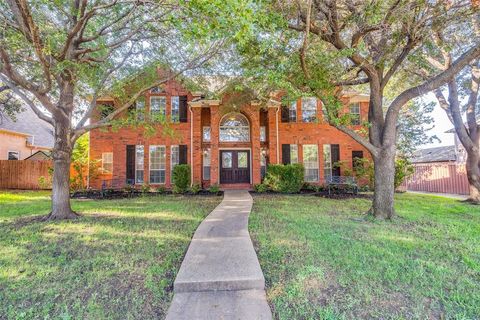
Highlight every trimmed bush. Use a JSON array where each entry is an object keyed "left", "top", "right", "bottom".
[
  {"left": 190, "top": 183, "right": 201, "bottom": 194},
  {"left": 208, "top": 184, "right": 220, "bottom": 194},
  {"left": 172, "top": 164, "right": 191, "bottom": 194},
  {"left": 264, "top": 164, "right": 304, "bottom": 193},
  {"left": 253, "top": 183, "right": 269, "bottom": 193}
]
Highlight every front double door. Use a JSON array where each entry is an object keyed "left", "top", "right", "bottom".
[{"left": 220, "top": 150, "right": 250, "bottom": 184}]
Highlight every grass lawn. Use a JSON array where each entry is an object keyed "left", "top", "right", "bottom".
[
  {"left": 0, "top": 190, "right": 220, "bottom": 319},
  {"left": 250, "top": 193, "right": 480, "bottom": 319}
]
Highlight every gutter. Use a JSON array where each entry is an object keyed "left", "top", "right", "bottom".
[
  {"left": 275, "top": 106, "right": 280, "bottom": 164},
  {"left": 189, "top": 106, "right": 194, "bottom": 187}
]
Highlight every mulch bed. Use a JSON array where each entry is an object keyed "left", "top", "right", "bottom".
[
  {"left": 71, "top": 189, "right": 223, "bottom": 200},
  {"left": 250, "top": 190, "right": 372, "bottom": 200}
]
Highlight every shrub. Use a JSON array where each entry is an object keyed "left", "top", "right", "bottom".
[
  {"left": 264, "top": 164, "right": 304, "bottom": 193},
  {"left": 190, "top": 183, "right": 201, "bottom": 194},
  {"left": 156, "top": 186, "right": 167, "bottom": 194},
  {"left": 172, "top": 164, "right": 191, "bottom": 194},
  {"left": 208, "top": 184, "right": 220, "bottom": 194},
  {"left": 38, "top": 175, "right": 52, "bottom": 189},
  {"left": 141, "top": 183, "right": 151, "bottom": 193},
  {"left": 253, "top": 183, "right": 268, "bottom": 193},
  {"left": 123, "top": 184, "right": 135, "bottom": 193}
]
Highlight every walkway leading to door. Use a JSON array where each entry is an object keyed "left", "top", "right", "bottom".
[{"left": 166, "top": 190, "right": 272, "bottom": 320}]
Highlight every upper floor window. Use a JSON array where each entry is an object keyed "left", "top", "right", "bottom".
[
  {"left": 260, "top": 126, "right": 266, "bottom": 142},
  {"left": 219, "top": 113, "right": 250, "bottom": 142},
  {"left": 150, "top": 86, "right": 164, "bottom": 93},
  {"left": 136, "top": 98, "right": 145, "bottom": 121},
  {"left": 281, "top": 101, "right": 297, "bottom": 123},
  {"left": 302, "top": 98, "right": 317, "bottom": 123},
  {"left": 8, "top": 151, "right": 19, "bottom": 160},
  {"left": 150, "top": 96, "right": 166, "bottom": 121},
  {"left": 203, "top": 126, "right": 211, "bottom": 142},
  {"left": 171, "top": 96, "right": 180, "bottom": 123},
  {"left": 349, "top": 102, "right": 361, "bottom": 125}
]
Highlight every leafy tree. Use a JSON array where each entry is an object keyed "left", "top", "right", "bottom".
[
  {"left": 70, "top": 133, "right": 99, "bottom": 192},
  {"left": 238, "top": 0, "right": 480, "bottom": 218},
  {"left": 0, "top": 0, "right": 236, "bottom": 219},
  {"left": 417, "top": 15, "right": 480, "bottom": 202}
]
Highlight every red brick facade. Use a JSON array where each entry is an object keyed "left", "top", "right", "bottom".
[{"left": 89, "top": 78, "right": 370, "bottom": 189}]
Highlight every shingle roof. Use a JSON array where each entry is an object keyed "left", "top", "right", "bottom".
[
  {"left": 0, "top": 107, "right": 54, "bottom": 148},
  {"left": 411, "top": 145, "right": 457, "bottom": 163}
]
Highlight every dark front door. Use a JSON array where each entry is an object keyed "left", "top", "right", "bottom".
[{"left": 220, "top": 150, "right": 250, "bottom": 184}]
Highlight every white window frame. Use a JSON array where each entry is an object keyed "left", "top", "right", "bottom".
[
  {"left": 349, "top": 102, "right": 361, "bottom": 125},
  {"left": 323, "top": 144, "right": 332, "bottom": 182},
  {"left": 203, "top": 126, "right": 211, "bottom": 142},
  {"left": 150, "top": 96, "right": 166, "bottom": 120},
  {"left": 101, "top": 152, "right": 113, "bottom": 173},
  {"left": 289, "top": 101, "right": 297, "bottom": 122},
  {"left": 149, "top": 145, "right": 166, "bottom": 184},
  {"left": 136, "top": 99, "right": 145, "bottom": 121},
  {"left": 219, "top": 113, "right": 250, "bottom": 142},
  {"left": 135, "top": 145, "right": 144, "bottom": 184},
  {"left": 7, "top": 150, "right": 19, "bottom": 160},
  {"left": 290, "top": 144, "right": 298, "bottom": 164},
  {"left": 302, "top": 97, "right": 317, "bottom": 123},
  {"left": 171, "top": 96, "right": 180, "bottom": 123},
  {"left": 171, "top": 145, "right": 179, "bottom": 182},
  {"left": 260, "top": 126, "right": 266, "bottom": 142},
  {"left": 303, "top": 144, "right": 319, "bottom": 182},
  {"left": 203, "top": 148, "right": 211, "bottom": 180}
]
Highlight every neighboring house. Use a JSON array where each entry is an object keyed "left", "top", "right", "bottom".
[
  {"left": 24, "top": 150, "right": 52, "bottom": 161},
  {"left": 0, "top": 107, "right": 54, "bottom": 160},
  {"left": 411, "top": 145, "right": 459, "bottom": 165},
  {"left": 89, "top": 77, "right": 371, "bottom": 189}
]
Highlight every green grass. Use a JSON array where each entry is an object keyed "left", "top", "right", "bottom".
[
  {"left": 0, "top": 190, "right": 220, "bottom": 319},
  {"left": 250, "top": 193, "right": 480, "bottom": 320}
]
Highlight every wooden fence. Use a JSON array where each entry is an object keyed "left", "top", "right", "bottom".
[
  {"left": 403, "top": 163, "right": 469, "bottom": 195},
  {"left": 0, "top": 160, "right": 53, "bottom": 190}
]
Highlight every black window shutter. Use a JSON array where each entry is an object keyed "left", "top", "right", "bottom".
[
  {"left": 331, "top": 144, "right": 340, "bottom": 176},
  {"left": 179, "top": 145, "right": 188, "bottom": 164},
  {"left": 179, "top": 96, "right": 188, "bottom": 122},
  {"left": 126, "top": 145, "right": 135, "bottom": 183},
  {"left": 281, "top": 144, "right": 291, "bottom": 164},
  {"left": 281, "top": 106, "right": 289, "bottom": 123}
]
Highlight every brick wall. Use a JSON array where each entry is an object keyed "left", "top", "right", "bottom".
[{"left": 89, "top": 79, "right": 371, "bottom": 189}]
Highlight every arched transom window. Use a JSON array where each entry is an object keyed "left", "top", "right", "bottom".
[{"left": 219, "top": 113, "right": 250, "bottom": 142}]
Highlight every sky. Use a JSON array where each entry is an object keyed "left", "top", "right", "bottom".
[{"left": 417, "top": 93, "right": 456, "bottom": 149}]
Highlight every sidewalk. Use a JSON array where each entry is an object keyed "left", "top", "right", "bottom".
[{"left": 166, "top": 190, "right": 272, "bottom": 320}]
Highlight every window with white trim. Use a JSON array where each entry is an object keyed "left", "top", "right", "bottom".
[
  {"left": 302, "top": 97, "right": 317, "bottom": 123},
  {"left": 136, "top": 98, "right": 145, "bottom": 121},
  {"left": 290, "top": 144, "right": 298, "bottom": 164},
  {"left": 203, "top": 148, "right": 211, "bottom": 180},
  {"left": 135, "top": 145, "right": 144, "bottom": 184},
  {"left": 171, "top": 96, "right": 180, "bottom": 123},
  {"left": 349, "top": 102, "right": 361, "bottom": 125},
  {"left": 303, "top": 144, "right": 319, "bottom": 182},
  {"left": 149, "top": 145, "right": 166, "bottom": 184},
  {"left": 150, "top": 96, "right": 166, "bottom": 121},
  {"left": 171, "top": 145, "right": 179, "bottom": 181},
  {"left": 323, "top": 144, "right": 332, "bottom": 181},
  {"left": 219, "top": 113, "right": 250, "bottom": 142},
  {"left": 289, "top": 101, "right": 297, "bottom": 122},
  {"left": 260, "top": 126, "right": 266, "bottom": 142},
  {"left": 7, "top": 151, "right": 19, "bottom": 160},
  {"left": 203, "top": 126, "right": 211, "bottom": 142},
  {"left": 101, "top": 152, "right": 113, "bottom": 173}
]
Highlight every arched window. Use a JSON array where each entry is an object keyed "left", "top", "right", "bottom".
[{"left": 219, "top": 113, "right": 250, "bottom": 142}]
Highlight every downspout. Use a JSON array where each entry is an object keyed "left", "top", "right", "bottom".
[
  {"left": 275, "top": 106, "right": 280, "bottom": 164},
  {"left": 189, "top": 105, "right": 194, "bottom": 187}
]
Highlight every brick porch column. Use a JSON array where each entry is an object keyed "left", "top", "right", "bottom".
[
  {"left": 250, "top": 107, "right": 261, "bottom": 185},
  {"left": 210, "top": 105, "right": 220, "bottom": 185},
  {"left": 191, "top": 106, "right": 202, "bottom": 185},
  {"left": 267, "top": 105, "right": 280, "bottom": 164}
]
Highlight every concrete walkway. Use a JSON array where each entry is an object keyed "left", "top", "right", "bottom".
[{"left": 166, "top": 190, "right": 272, "bottom": 320}]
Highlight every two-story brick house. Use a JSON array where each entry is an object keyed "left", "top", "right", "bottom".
[{"left": 89, "top": 77, "right": 370, "bottom": 189}]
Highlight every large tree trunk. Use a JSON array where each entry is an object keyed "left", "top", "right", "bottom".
[
  {"left": 465, "top": 149, "right": 480, "bottom": 203},
  {"left": 47, "top": 114, "right": 79, "bottom": 220},
  {"left": 371, "top": 147, "right": 396, "bottom": 219}
]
